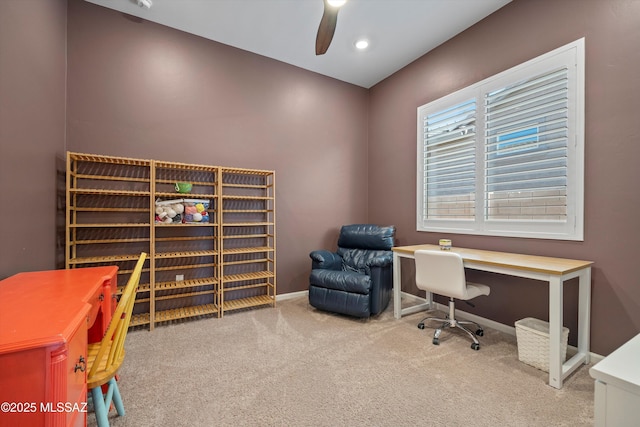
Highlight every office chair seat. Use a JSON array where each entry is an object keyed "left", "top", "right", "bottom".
[{"left": 414, "top": 249, "right": 490, "bottom": 350}]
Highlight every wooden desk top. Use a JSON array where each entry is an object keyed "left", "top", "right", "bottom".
[
  {"left": 393, "top": 244, "right": 593, "bottom": 276},
  {"left": 0, "top": 266, "right": 118, "bottom": 353}
]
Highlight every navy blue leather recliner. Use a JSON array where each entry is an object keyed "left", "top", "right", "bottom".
[{"left": 308, "top": 224, "right": 396, "bottom": 318}]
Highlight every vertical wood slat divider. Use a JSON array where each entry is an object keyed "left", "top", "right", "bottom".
[
  {"left": 149, "top": 160, "right": 156, "bottom": 330},
  {"left": 217, "top": 168, "right": 224, "bottom": 318}
]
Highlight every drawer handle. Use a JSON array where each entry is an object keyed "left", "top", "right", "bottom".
[
  {"left": 98, "top": 293, "right": 104, "bottom": 301},
  {"left": 74, "top": 356, "right": 86, "bottom": 373}
]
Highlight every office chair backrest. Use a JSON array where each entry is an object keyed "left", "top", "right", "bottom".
[
  {"left": 88, "top": 252, "right": 146, "bottom": 379},
  {"left": 414, "top": 250, "right": 470, "bottom": 300}
]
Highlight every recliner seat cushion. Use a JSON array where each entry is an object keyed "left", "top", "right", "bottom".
[
  {"left": 308, "top": 286, "right": 371, "bottom": 318},
  {"left": 309, "top": 269, "right": 371, "bottom": 294}
]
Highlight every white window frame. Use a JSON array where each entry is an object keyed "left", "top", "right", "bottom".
[{"left": 416, "top": 38, "right": 585, "bottom": 241}]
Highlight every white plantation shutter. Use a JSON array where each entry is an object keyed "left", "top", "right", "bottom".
[
  {"left": 417, "top": 38, "right": 584, "bottom": 240},
  {"left": 422, "top": 99, "right": 476, "bottom": 221},
  {"left": 484, "top": 68, "right": 569, "bottom": 221}
]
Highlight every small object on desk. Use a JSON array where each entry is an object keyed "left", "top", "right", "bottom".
[{"left": 439, "top": 239, "right": 452, "bottom": 250}]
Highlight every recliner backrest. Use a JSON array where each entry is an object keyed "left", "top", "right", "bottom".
[
  {"left": 414, "top": 250, "right": 469, "bottom": 300},
  {"left": 336, "top": 224, "right": 395, "bottom": 273},
  {"left": 338, "top": 248, "right": 391, "bottom": 273},
  {"left": 337, "top": 224, "right": 395, "bottom": 250}
]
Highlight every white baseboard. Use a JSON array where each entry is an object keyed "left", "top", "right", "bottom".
[
  {"left": 400, "top": 291, "right": 604, "bottom": 363},
  {"left": 276, "top": 290, "right": 308, "bottom": 302},
  {"left": 276, "top": 289, "right": 604, "bottom": 363}
]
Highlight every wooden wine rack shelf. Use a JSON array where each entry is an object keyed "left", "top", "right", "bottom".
[
  {"left": 66, "top": 152, "right": 276, "bottom": 329},
  {"left": 155, "top": 277, "right": 218, "bottom": 291},
  {"left": 117, "top": 282, "right": 151, "bottom": 296},
  {"left": 154, "top": 304, "right": 219, "bottom": 323},
  {"left": 68, "top": 253, "right": 147, "bottom": 265},
  {"left": 68, "top": 188, "right": 150, "bottom": 196},
  {"left": 223, "top": 271, "right": 275, "bottom": 283},
  {"left": 154, "top": 192, "right": 216, "bottom": 199},
  {"left": 131, "top": 313, "right": 151, "bottom": 327},
  {"left": 155, "top": 250, "right": 217, "bottom": 259},
  {"left": 223, "top": 295, "right": 274, "bottom": 311}
]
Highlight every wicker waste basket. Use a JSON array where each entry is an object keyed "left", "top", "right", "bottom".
[{"left": 515, "top": 317, "right": 569, "bottom": 373}]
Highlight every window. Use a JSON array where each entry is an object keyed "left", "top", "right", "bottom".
[{"left": 417, "top": 38, "right": 584, "bottom": 240}]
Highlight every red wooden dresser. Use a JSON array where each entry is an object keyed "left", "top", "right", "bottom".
[{"left": 0, "top": 266, "right": 117, "bottom": 427}]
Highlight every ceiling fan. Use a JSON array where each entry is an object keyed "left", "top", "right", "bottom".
[{"left": 315, "top": 0, "right": 348, "bottom": 55}]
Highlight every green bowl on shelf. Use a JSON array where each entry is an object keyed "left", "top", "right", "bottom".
[{"left": 175, "top": 182, "right": 192, "bottom": 193}]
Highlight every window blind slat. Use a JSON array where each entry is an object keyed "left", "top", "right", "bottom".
[
  {"left": 486, "top": 118, "right": 567, "bottom": 151},
  {"left": 486, "top": 68, "right": 567, "bottom": 104},
  {"left": 487, "top": 104, "right": 567, "bottom": 130},
  {"left": 486, "top": 76, "right": 567, "bottom": 112}
]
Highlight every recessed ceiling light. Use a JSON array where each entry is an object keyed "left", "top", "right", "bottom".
[
  {"left": 327, "top": 0, "right": 347, "bottom": 7},
  {"left": 355, "top": 39, "right": 369, "bottom": 50}
]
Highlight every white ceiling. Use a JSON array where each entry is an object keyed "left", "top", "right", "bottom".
[{"left": 84, "top": 0, "right": 511, "bottom": 88}]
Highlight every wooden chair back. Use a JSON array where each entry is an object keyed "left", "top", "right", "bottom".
[{"left": 88, "top": 253, "right": 146, "bottom": 380}]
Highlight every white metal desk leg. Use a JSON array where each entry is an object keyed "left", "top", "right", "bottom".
[
  {"left": 393, "top": 252, "right": 402, "bottom": 319},
  {"left": 548, "top": 275, "right": 563, "bottom": 389},
  {"left": 578, "top": 267, "right": 592, "bottom": 364}
]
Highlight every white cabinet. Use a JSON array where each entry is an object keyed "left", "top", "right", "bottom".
[{"left": 589, "top": 333, "right": 640, "bottom": 426}]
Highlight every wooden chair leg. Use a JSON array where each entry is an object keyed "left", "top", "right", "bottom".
[
  {"left": 91, "top": 386, "right": 109, "bottom": 427},
  {"left": 109, "top": 377, "right": 125, "bottom": 416},
  {"left": 91, "top": 378, "right": 125, "bottom": 426}
]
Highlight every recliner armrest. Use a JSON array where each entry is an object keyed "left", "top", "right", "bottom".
[
  {"left": 366, "top": 253, "right": 393, "bottom": 269},
  {"left": 309, "top": 250, "right": 342, "bottom": 270}
]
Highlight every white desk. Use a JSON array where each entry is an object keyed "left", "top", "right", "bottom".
[
  {"left": 589, "top": 333, "right": 640, "bottom": 426},
  {"left": 392, "top": 244, "right": 593, "bottom": 389}
]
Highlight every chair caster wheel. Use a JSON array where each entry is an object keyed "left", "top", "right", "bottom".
[
  {"left": 476, "top": 329, "right": 484, "bottom": 336},
  {"left": 471, "top": 343, "right": 480, "bottom": 350},
  {"left": 432, "top": 338, "right": 440, "bottom": 345},
  {"left": 418, "top": 323, "right": 425, "bottom": 329}
]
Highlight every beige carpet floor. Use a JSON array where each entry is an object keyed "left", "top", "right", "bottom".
[{"left": 89, "top": 296, "right": 594, "bottom": 426}]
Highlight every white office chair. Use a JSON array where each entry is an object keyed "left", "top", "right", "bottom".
[{"left": 414, "top": 249, "right": 490, "bottom": 350}]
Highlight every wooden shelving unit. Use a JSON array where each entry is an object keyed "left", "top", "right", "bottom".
[
  {"left": 66, "top": 153, "right": 275, "bottom": 329},
  {"left": 220, "top": 167, "right": 276, "bottom": 316},
  {"left": 151, "top": 161, "right": 220, "bottom": 329},
  {"left": 66, "top": 152, "right": 153, "bottom": 326}
]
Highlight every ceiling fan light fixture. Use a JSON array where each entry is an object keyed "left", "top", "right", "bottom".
[
  {"left": 136, "top": 0, "right": 152, "bottom": 9},
  {"left": 355, "top": 39, "right": 369, "bottom": 50},
  {"left": 327, "top": 0, "right": 347, "bottom": 8}
]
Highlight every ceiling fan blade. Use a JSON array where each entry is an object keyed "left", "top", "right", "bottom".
[{"left": 315, "top": 1, "right": 339, "bottom": 55}]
